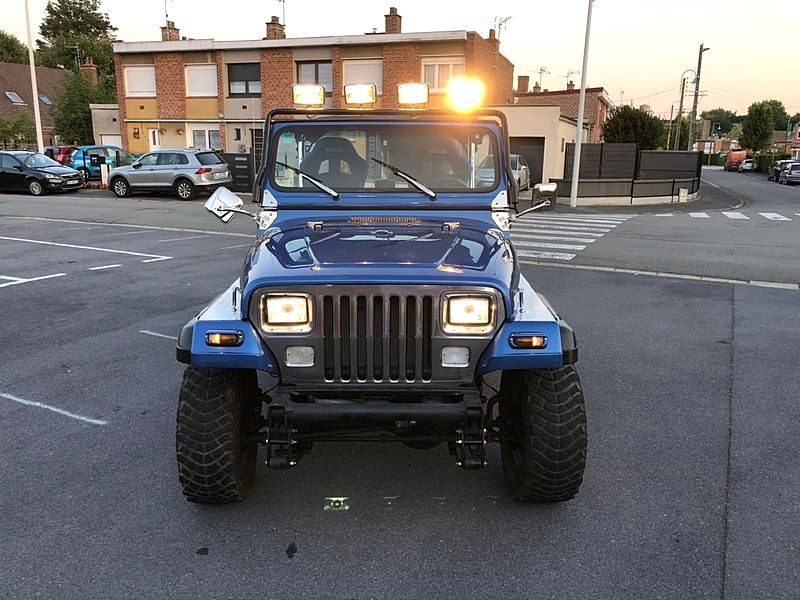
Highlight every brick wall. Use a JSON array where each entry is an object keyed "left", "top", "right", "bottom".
[
  {"left": 114, "top": 55, "right": 128, "bottom": 150},
  {"left": 216, "top": 51, "right": 226, "bottom": 151},
  {"left": 465, "top": 32, "right": 513, "bottom": 106},
  {"left": 154, "top": 53, "right": 186, "bottom": 119},
  {"left": 260, "top": 48, "right": 294, "bottom": 114},
  {"left": 331, "top": 47, "right": 343, "bottom": 109},
  {"left": 516, "top": 89, "right": 608, "bottom": 142},
  {"left": 382, "top": 44, "right": 420, "bottom": 108}
]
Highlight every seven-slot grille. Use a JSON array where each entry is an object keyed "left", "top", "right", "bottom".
[{"left": 321, "top": 293, "right": 434, "bottom": 382}]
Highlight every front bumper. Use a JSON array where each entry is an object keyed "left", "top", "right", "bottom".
[{"left": 44, "top": 177, "right": 83, "bottom": 191}]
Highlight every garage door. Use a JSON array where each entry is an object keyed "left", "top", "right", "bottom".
[
  {"left": 100, "top": 134, "right": 122, "bottom": 147},
  {"left": 509, "top": 137, "right": 545, "bottom": 186}
]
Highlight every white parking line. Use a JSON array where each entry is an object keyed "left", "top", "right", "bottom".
[
  {"left": 510, "top": 233, "right": 597, "bottom": 243},
  {"left": 515, "top": 249, "right": 576, "bottom": 261},
  {"left": 58, "top": 226, "right": 99, "bottom": 231},
  {"left": 722, "top": 212, "right": 749, "bottom": 219},
  {"left": 520, "top": 216, "right": 628, "bottom": 225},
  {"left": 513, "top": 223, "right": 613, "bottom": 232},
  {"left": 511, "top": 227, "right": 604, "bottom": 238},
  {"left": 654, "top": 213, "right": 674, "bottom": 216},
  {"left": 218, "top": 243, "right": 253, "bottom": 250},
  {"left": 758, "top": 213, "right": 791, "bottom": 221},
  {"left": 689, "top": 212, "right": 711, "bottom": 218},
  {"left": 139, "top": 330, "right": 176, "bottom": 340},
  {"left": 0, "top": 392, "right": 107, "bottom": 426},
  {"left": 513, "top": 240, "right": 587, "bottom": 251},
  {"left": 0, "top": 235, "right": 172, "bottom": 263},
  {"left": 110, "top": 230, "right": 158, "bottom": 236},
  {"left": 88, "top": 264, "right": 122, "bottom": 271},
  {"left": 0, "top": 275, "right": 23, "bottom": 281},
  {"left": 158, "top": 235, "right": 209, "bottom": 243},
  {"left": 0, "top": 273, "right": 66, "bottom": 288}
]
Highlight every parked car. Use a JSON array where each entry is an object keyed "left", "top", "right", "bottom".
[
  {"left": 0, "top": 150, "right": 83, "bottom": 196},
  {"left": 724, "top": 149, "right": 747, "bottom": 171},
  {"left": 768, "top": 159, "right": 796, "bottom": 182},
  {"left": 737, "top": 159, "right": 756, "bottom": 172},
  {"left": 65, "top": 145, "right": 136, "bottom": 182},
  {"left": 778, "top": 162, "right": 800, "bottom": 185},
  {"left": 510, "top": 153, "right": 531, "bottom": 191},
  {"left": 108, "top": 149, "right": 232, "bottom": 200},
  {"left": 43, "top": 145, "right": 78, "bottom": 165}
]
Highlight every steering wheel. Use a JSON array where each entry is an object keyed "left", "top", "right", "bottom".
[{"left": 426, "top": 178, "right": 468, "bottom": 189}]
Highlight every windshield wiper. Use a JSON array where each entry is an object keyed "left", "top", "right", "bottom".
[
  {"left": 372, "top": 158, "right": 436, "bottom": 201},
  {"left": 276, "top": 162, "right": 339, "bottom": 200}
]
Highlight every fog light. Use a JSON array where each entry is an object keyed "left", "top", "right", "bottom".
[
  {"left": 205, "top": 331, "right": 243, "bottom": 346},
  {"left": 442, "top": 346, "right": 469, "bottom": 368},
  {"left": 509, "top": 334, "right": 548, "bottom": 349},
  {"left": 286, "top": 346, "right": 315, "bottom": 367}
]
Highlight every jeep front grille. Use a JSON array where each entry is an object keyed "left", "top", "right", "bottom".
[{"left": 322, "top": 293, "right": 434, "bottom": 382}]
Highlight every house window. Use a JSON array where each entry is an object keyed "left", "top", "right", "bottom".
[
  {"left": 227, "top": 63, "right": 261, "bottom": 97},
  {"left": 5, "top": 91, "right": 25, "bottom": 105},
  {"left": 561, "top": 138, "right": 565, "bottom": 152},
  {"left": 124, "top": 66, "right": 156, "bottom": 97},
  {"left": 421, "top": 57, "right": 465, "bottom": 92},
  {"left": 38, "top": 94, "right": 52, "bottom": 106},
  {"left": 189, "top": 128, "right": 221, "bottom": 150},
  {"left": 342, "top": 59, "right": 383, "bottom": 95},
  {"left": 185, "top": 64, "right": 218, "bottom": 97},
  {"left": 297, "top": 61, "right": 333, "bottom": 94},
  {"left": 234, "top": 128, "right": 242, "bottom": 141}
]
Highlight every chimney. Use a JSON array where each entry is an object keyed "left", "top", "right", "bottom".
[
  {"left": 266, "top": 16, "right": 286, "bottom": 40},
  {"left": 487, "top": 28, "right": 499, "bottom": 50},
  {"left": 385, "top": 7, "right": 401, "bottom": 34},
  {"left": 532, "top": 81, "right": 541, "bottom": 93},
  {"left": 517, "top": 75, "right": 530, "bottom": 94},
  {"left": 160, "top": 20, "right": 180, "bottom": 41},
  {"left": 566, "top": 80, "right": 575, "bottom": 91},
  {"left": 79, "top": 56, "right": 98, "bottom": 85}
]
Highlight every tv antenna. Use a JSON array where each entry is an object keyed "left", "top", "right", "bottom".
[
  {"left": 565, "top": 69, "right": 580, "bottom": 83},
  {"left": 537, "top": 66, "right": 550, "bottom": 89},
  {"left": 164, "top": 0, "right": 170, "bottom": 21},
  {"left": 275, "top": 0, "right": 286, "bottom": 26},
  {"left": 494, "top": 16, "right": 511, "bottom": 40}
]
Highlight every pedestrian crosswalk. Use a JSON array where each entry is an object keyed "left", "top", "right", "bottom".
[
  {"left": 510, "top": 214, "right": 632, "bottom": 261},
  {"left": 656, "top": 211, "right": 796, "bottom": 222}
]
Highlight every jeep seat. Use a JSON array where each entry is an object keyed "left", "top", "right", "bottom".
[{"left": 299, "top": 137, "right": 367, "bottom": 188}]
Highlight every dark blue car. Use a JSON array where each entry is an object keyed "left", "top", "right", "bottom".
[
  {"left": 173, "top": 94, "right": 585, "bottom": 505},
  {"left": 66, "top": 145, "right": 135, "bottom": 181}
]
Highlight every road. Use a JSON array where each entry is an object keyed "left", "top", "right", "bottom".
[{"left": 0, "top": 171, "right": 798, "bottom": 599}]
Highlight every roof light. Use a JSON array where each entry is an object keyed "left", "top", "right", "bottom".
[
  {"left": 397, "top": 83, "right": 429, "bottom": 106},
  {"left": 5, "top": 91, "right": 25, "bottom": 105},
  {"left": 446, "top": 77, "right": 485, "bottom": 113},
  {"left": 344, "top": 83, "right": 377, "bottom": 106},
  {"left": 292, "top": 84, "right": 325, "bottom": 107}
]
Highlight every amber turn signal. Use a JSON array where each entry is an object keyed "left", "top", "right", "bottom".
[
  {"left": 206, "top": 331, "right": 244, "bottom": 347},
  {"left": 509, "top": 334, "right": 548, "bottom": 349}
]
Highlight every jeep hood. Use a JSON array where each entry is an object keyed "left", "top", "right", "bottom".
[{"left": 240, "top": 215, "right": 518, "bottom": 308}]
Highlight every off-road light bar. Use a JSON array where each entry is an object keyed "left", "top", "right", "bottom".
[
  {"left": 205, "top": 331, "right": 244, "bottom": 346},
  {"left": 397, "top": 82, "right": 429, "bottom": 106},
  {"left": 446, "top": 77, "right": 485, "bottom": 113},
  {"left": 509, "top": 334, "right": 548, "bottom": 349},
  {"left": 344, "top": 83, "right": 377, "bottom": 106},
  {"left": 292, "top": 84, "right": 325, "bottom": 107}
]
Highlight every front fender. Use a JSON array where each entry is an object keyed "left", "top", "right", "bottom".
[
  {"left": 476, "top": 277, "right": 578, "bottom": 374},
  {"left": 176, "top": 280, "right": 279, "bottom": 374}
]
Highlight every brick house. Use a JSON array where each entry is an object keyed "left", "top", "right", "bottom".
[
  {"left": 112, "top": 7, "right": 514, "bottom": 154},
  {"left": 514, "top": 79, "right": 613, "bottom": 143},
  {"left": 0, "top": 62, "right": 68, "bottom": 147},
  {"left": 772, "top": 125, "right": 800, "bottom": 159}
]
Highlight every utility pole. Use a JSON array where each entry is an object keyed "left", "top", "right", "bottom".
[
  {"left": 24, "top": 0, "right": 44, "bottom": 152},
  {"left": 687, "top": 43, "right": 710, "bottom": 151},
  {"left": 674, "top": 77, "right": 686, "bottom": 150},
  {"left": 569, "top": 0, "right": 594, "bottom": 209}
]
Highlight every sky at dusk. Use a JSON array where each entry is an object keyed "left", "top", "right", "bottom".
[{"left": 5, "top": 0, "right": 798, "bottom": 117}]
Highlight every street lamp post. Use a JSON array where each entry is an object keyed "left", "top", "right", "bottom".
[
  {"left": 687, "top": 44, "right": 710, "bottom": 151},
  {"left": 24, "top": 0, "right": 44, "bottom": 153},
  {"left": 569, "top": 0, "right": 594, "bottom": 209}
]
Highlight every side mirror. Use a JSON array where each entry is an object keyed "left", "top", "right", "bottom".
[
  {"left": 16, "top": 165, "right": 25, "bottom": 171},
  {"left": 532, "top": 182, "right": 557, "bottom": 212},
  {"left": 131, "top": 162, "right": 141, "bottom": 169},
  {"left": 205, "top": 187, "right": 248, "bottom": 223}
]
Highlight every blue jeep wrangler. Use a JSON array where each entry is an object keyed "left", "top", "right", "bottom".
[{"left": 175, "top": 92, "right": 586, "bottom": 504}]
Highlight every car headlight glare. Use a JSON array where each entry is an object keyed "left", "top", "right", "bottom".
[
  {"left": 45, "top": 174, "right": 61, "bottom": 181},
  {"left": 443, "top": 294, "right": 494, "bottom": 334},
  {"left": 262, "top": 294, "right": 313, "bottom": 333}
]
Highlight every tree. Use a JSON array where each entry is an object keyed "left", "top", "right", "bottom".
[
  {"left": 764, "top": 99, "right": 789, "bottom": 131},
  {"left": 38, "top": 0, "right": 116, "bottom": 46},
  {"left": 601, "top": 105, "right": 665, "bottom": 149},
  {"left": 0, "top": 30, "right": 29, "bottom": 64},
  {"left": 37, "top": 36, "right": 115, "bottom": 78},
  {"left": 0, "top": 113, "right": 36, "bottom": 148},
  {"left": 661, "top": 117, "right": 690, "bottom": 150},
  {"left": 699, "top": 107, "right": 737, "bottom": 135},
  {"left": 727, "top": 123, "right": 743, "bottom": 142},
  {"left": 740, "top": 101, "right": 773, "bottom": 152},
  {"left": 52, "top": 72, "right": 115, "bottom": 145}
]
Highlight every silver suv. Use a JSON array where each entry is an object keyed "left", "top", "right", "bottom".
[{"left": 109, "top": 149, "right": 232, "bottom": 200}]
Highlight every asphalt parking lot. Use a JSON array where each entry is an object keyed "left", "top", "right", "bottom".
[{"left": 1, "top": 211, "right": 797, "bottom": 599}]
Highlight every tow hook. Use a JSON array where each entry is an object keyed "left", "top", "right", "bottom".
[
  {"left": 454, "top": 405, "right": 486, "bottom": 470},
  {"left": 265, "top": 405, "right": 295, "bottom": 469}
]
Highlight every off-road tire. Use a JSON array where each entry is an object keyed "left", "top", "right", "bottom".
[
  {"left": 175, "top": 179, "right": 196, "bottom": 200},
  {"left": 176, "top": 367, "right": 261, "bottom": 503},
  {"left": 499, "top": 366, "right": 587, "bottom": 502}
]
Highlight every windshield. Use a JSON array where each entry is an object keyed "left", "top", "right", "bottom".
[
  {"left": 24, "top": 154, "right": 61, "bottom": 168},
  {"left": 271, "top": 123, "right": 498, "bottom": 193}
]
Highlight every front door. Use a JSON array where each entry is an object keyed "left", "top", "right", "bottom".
[
  {"left": 148, "top": 128, "right": 161, "bottom": 151},
  {"left": 0, "top": 154, "right": 26, "bottom": 191},
  {"left": 128, "top": 153, "right": 159, "bottom": 189}
]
